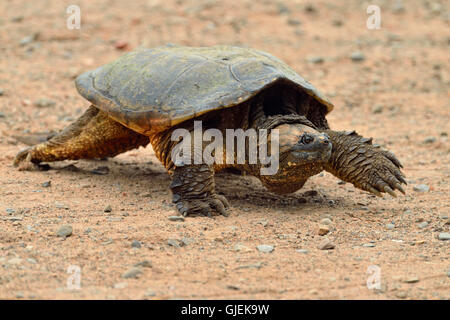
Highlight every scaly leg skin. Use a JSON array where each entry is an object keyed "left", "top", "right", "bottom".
[
  {"left": 13, "top": 105, "right": 150, "bottom": 170},
  {"left": 170, "top": 164, "right": 230, "bottom": 217},
  {"left": 323, "top": 130, "right": 406, "bottom": 197}
]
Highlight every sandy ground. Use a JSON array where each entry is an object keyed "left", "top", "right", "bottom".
[{"left": 0, "top": 0, "right": 449, "bottom": 300}]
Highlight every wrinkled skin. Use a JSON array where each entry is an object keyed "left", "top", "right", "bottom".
[{"left": 14, "top": 90, "right": 406, "bottom": 217}]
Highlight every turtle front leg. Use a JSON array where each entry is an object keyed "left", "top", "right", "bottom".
[
  {"left": 323, "top": 130, "right": 406, "bottom": 197},
  {"left": 170, "top": 164, "right": 230, "bottom": 217}
]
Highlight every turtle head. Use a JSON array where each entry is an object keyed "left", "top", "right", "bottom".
[
  {"left": 259, "top": 123, "right": 332, "bottom": 194},
  {"left": 276, "top": 123, "right": 332, "bottom": 164}
]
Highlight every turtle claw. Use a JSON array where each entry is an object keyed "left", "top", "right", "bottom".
[
  {"left": 394, "top": 183, "right": 406, "bottom": 195},
  {"left": 383, "top": 185, "right": 397, "bottom": 198},
  {"left": 367, "top": 186, "right": 382, "bottom": 197},
  {"left": 13, "top": 147, "right": 33, "bottom": 167},
  {"left": 174, "top": 194, "right": 230, "bottom": 217},
  {"left": 13, "top": 147, "right": 48, "bottom": 171}
]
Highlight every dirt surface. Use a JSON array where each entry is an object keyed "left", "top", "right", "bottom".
[{"left": 0, "top": 0, "right": 449, "bottom": 300}]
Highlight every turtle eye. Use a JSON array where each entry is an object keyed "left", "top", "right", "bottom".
[{"left": 300, "top": 134, "right": 314, "bottom": 145}]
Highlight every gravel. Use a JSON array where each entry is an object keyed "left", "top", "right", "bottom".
[
  {"left": 438, "top": 232, "right": 450, "bottom": 240},
  {"left": 134, "top": 260, "right": 152, "bottom": 268},
  {"left": 34, "top": 98, "right": 56, "bottom": 108},
  {"left": 234, "top": 244, "right": 251, "bottom": 252},
  {"left": 131, "top": 240, "right": 142, "bottom": 248},
  {"left": 257, "top": 244, "right": 274, "bottom": 253},
  {"left": 372, "top": 105, "right": 383, "bottom": 114},
  {"left": 306, "top": 56, "right": 324, "bottom": 64},
  {"left": 167, "top": 239, "right": 181, "bottom": 247},
  {"left": 42, "top": 181, "right": 51, "bottom": 188},
  {"left": 56, "top": 225, "right": 73, "bottom": 238},
  {"left": 317, "top": 238, "right": 335, "bottom": 250},
  {"left": 121, "top": 267, "right": 143, "bottom": 279},
  {"left": 403, "top": 277, "right": 419, "bottom": 283},
  {"left": 350, "top": 51, "right": 365, "bottom": 62},
  {"left": 320, "top": 218, "right": 332, "bottom": 225},
  {"left": 413, "top": 184, "right": 430, "bottom": 192},
  {"left": 168, "top": 215, "right": 185, "bottom": 222},
  {"left": 423, "top": 136, "right": 437, "bottom": 144},
  {"left": 318, "top": 225, "right": 330, "bottom": 236},
  {"left": 418, "top": 222, "right": 428, "bottom": 229}
]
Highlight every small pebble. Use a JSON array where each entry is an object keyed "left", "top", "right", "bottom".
[
  {"left": 134, "top": 260, "right": 152, "bottom": 268},
  {"left": 413, "top": 184, "right": 429, "bottom": 192},
  {"left": 438, "top": 232, "right": 450, "bottom": 241},
  {"left": 320, "top": 218, "right": 332, "bottom": 225},
  {"left": 168, "top": 215, "right": 185, "bottom": 222},
  {"left": 114, "top": 40, "right": 128, "bottom": 50},
  {"left": 418, "top": 221, "right": 428, "bottom": 229},
  {"left": 42, "top": 181, "right": 51, "bottom": 188},
  {"left": 362, "top": 243, "right": 376, "bottom": 248},
  {"left": 257, "top": 244, "right": 274, "bottom": 253},
  {"left": 56, "top": 225, "right": 73, "bottom": 238},
  {"left": 19, "top": 35, "right": 36, "bottom": 46},
  {"left": 306, "top": 56, "right": 324, "bottom": 64},
  {"left": 114, "top": 282, "right": 128, "bottom": 289},
  {"left": 287, "top": 18, "right": 301, "bottom": 26},
  {"left": 403, "top": 277, "right": 419, "bottom": 283},
  {"left": 423, "top": 136, "right": 436, "bottom": 144},
  {"left": 318, "top": 225, "right": 330, "bottom": 236},
  {"left": 304, "top": 4, "right": 316, "bottom": 13},
  {"left": 317, "top": 238, "right": 335, "bottom": 250},
  {"left": 372, "top": 105, "right": 383, "bottom": 114},
  {"left": 295, "top": 249, "right": 308, "bottom": 254},
  {"left": 104, "top": 205, "right": 112, "bottom": 212},
  {"left": 392, "top": 1, "right": 405, "bottom": 14},
  {"left": 387, "top": 223, "right": 395, "bottom": 230},
  {"left": 181, "top": 237, "right": 194, "bottom": 246},
  {"left": 122, "top": 267, "right": 142, "bottom": 279},
  {"left": 131, "top": 240, "right": 141, "bottom": 249},
  {"left": 34, "top": 98, "right": 56, "bottom": 108},
  {"left": 167, "top": 239, "right": 181, "bottom": 247},
  {"left": 226, "top": 285, "right": 240, "bottom": 291},
  {"left": 234, "top": 244, "right": 251, "bottom": 252},
  {"left": 396, "top": 291, "right": 407, "bottom": 299},
  {"left": 350, "top": 51, "right": 365, "bottom": 62}
]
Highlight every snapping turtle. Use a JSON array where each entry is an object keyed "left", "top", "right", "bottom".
[{"left": 14, "top": 45, "right": 406, "bottom": 217}]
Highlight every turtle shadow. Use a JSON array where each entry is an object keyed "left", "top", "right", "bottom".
[
  {"left": 213, "top": 170, "right": 338, "bottom": 210},
  {"left": 39, "top": 159, "right": 359, "bottom": 212}
]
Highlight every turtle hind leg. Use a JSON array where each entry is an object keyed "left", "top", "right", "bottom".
[{"left": 14, "top": 105, "right": 150, "bottom": 169}]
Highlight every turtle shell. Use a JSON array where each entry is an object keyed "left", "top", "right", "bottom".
[{"left": 75, "top": 45, "right": 333, "bottom": 134}]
